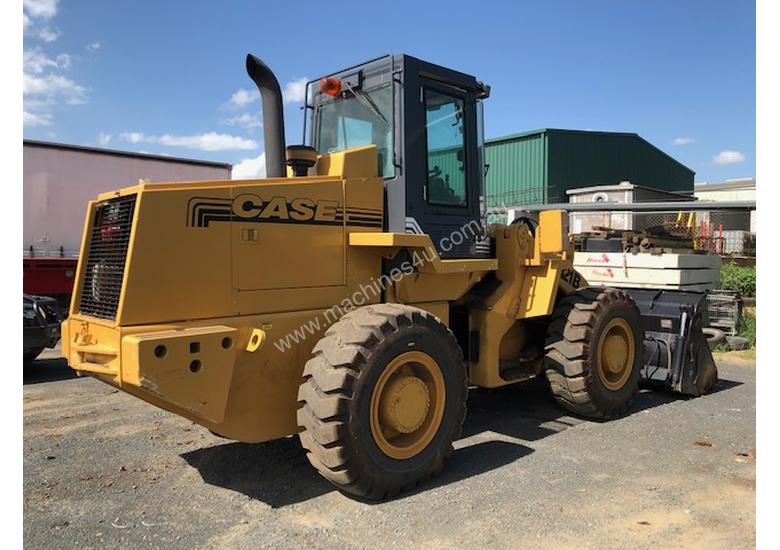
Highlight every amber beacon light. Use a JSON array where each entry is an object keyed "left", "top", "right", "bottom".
[{"left": 319, "top": 77, "right": 342, "bottom": 96}]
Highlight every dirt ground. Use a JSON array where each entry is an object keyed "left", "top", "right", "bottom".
[{"left": 23, "top": 351, "right": 755, "bottom": 549}]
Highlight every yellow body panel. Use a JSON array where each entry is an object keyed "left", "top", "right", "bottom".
[
  {"left": 468, "top": 222, "right": 568, "bottom": 388},
  {"left": 538, "top": 210, "right": 568, "bottom": 254},
  {"left": 121, "top": 326, "right": 238, "bottom": 423},
  {"left": 66, "top": 310, "right": 347, "bottom": 442},
  {"left": 64, "top": 145, "right": 575, "bottom": 442},
  {"left": 349, "top": 232, "right": 498, "bottom": 273},
  {"left": 316, "top": 144, "right": 379, "bottom": 178}
]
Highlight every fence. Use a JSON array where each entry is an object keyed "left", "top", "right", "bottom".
[{"left": 493, "top": 205, "right": 756, "bottom": 258}]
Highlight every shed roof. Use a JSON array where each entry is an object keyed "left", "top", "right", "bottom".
[
  {"left": 694, "top": 178, "right": 755, "bottom": 191},
  {"left": 23, "top": 139, "right": 232, "bottom": 170},
  {"left": 485, "top": 128, "right": 694, "bottom": 175}
]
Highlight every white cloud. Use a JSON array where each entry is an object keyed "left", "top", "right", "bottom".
[
  {"left": 23, "top": 110, "right": 51, "bottom": 126},
  {"left": 87, "top": 41, "right": 101, "bottom": 51},
  {"left": 23, "top": 97, "right": 54, "bottom": 111},
  {"left": 97, "top": 132, "right": 111, "bottom": 146},
  {"left": 283, "top": 77, "right": 309, "bottom": 104},
  {"left": 225, "top": 77, "right": 309, "bottom": 109},
  {"left": 24, "top": 0, "right": 60, "bottom": 42},
  {"left": 23, "top": 72, "right": 87, "bottom": 104},
  {"left": 55, "top": 53, "right": 70, "bottom": 69},
  {"left": 226, "top": 88, "right": 258, "bottom": 109},
  {"left": 220, "top": 113, "right": 262, "bottom": 129},
  {"left": 120, "top": 131, "right": 258, "bottom": 152},
  {"left": 712, "top": 150, "right": 746, "bottom": 165},
  {"left": 24, "top": 48, "right": 70, "bottom": 74},
  {"left": 156, "top": 132, "right": 258, "bottom": 150},
  {"left": 22, "top": 1, "right": 88, "bottom": 126},
  {"left": 23, "top": 0, "right": 58, "bottom": 19},
  {"left": 121, "top": 132, "right": 144, "bottom": 144},
  {"left": 36, "top": 28, "right": 60, "bottom": 42},
  {"left": 232, "top": 153, "right": 266, "bottom": 179},
  {"left": 673, "top": 137, "right": 694, "bottom": 145}
]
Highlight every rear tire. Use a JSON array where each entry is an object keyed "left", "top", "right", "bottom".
[
  {"left": 545, "top": 287, "right": 644, "bottom": 418},
  {"left": 297, "top": 303, "right": 467, "bottom": 500}
]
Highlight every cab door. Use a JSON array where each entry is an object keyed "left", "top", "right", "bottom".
[{"left": 403, "top": 72, "right": 481, "bottom": 258}]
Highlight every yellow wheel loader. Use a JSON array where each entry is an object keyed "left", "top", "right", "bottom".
[{"left": 62, "top": 53, "right": 717, "bottom": 500}]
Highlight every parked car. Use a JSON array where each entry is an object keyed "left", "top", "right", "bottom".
[{"left": 23, "top": 294, "right": 62, "bottom": 366}]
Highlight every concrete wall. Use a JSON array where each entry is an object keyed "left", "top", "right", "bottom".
[{"left": 24, "top": 143, "right": 231, "bottom": 256}]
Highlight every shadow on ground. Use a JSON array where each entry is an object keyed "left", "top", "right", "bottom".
[
  {"left": 182, "top": 437, "right": 331, "bottom": 507},
  {"left": 23, "top": 358, "right": 77, "bottom": 385},
  {"left": 182, "top": 436, "right": 533, "bottom": 508},
  {"left": 181, "top": 375, "right": 741, "bottom": 508}
]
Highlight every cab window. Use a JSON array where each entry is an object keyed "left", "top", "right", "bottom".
[
  {"left": 424, "top": 89, "right": 467, "bottom": 207},
  {"left": 315, "top": 84, "right": 394, "bottom": 178}
]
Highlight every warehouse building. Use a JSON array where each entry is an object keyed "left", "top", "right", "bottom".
[
  {"left": 24, "top": 140, "right": 232, "bottom": 257},
  {"left": 694, "top": 177, "right": 756, "bottom": 255},
  {"left": 484, "top": 129, "right": 695, "bottom": 210},
  {"left": 694, "top": 178, "right": 755, "bottom": 225},
  {"left": 24, "top": 140, "right": 232, "bottom": 301}
]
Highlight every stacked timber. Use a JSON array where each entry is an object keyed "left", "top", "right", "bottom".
[{"left": 571, "top": 227, "right": 695, "bottom": 255}]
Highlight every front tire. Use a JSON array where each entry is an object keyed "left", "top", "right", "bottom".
[
  {"left": 297, "top": 304, "right": 467, "bottom": 500},
  {"left": 545, "top": 287, "right": 644, "bottom": 418}
]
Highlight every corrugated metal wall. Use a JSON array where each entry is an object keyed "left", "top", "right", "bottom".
[
  {"left": 428, "top": 146, "right": 465, "bottom": 196},
  {"left": 546, "top": 130, "right": 694, "bottom": 202},
  {"left": 484, "top": 129, "right": 694, "bottom": 207},
  {"left": 484, "top": 131, "right": 548, "bottom": 208}
]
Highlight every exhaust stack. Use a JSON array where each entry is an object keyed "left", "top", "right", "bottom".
[{"left": 245, "top": 54, "right": 286, "bottom": 178}]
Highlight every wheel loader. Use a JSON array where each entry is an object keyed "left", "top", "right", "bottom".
[{"left": 62, "top": 53, "right": 718, "bottom": 500}]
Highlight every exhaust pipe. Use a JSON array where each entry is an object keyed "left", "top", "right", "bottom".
[{"left": 245, "top": 54, "right": 286, "bottom": 178}]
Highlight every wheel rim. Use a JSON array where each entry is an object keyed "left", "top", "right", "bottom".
[
  {"left": 596, "top": 318, "right": 635, "bottom": 391},
  {"left": 370, "top": 351, "right": 446, "bottom": 460}
]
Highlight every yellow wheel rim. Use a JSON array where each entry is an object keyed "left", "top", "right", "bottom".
[
  {"left": 369, "top": 351, "right": 446, "bottom": 460},
  {"left": 596, "top": 318, "right": 635, "bottom": 391}
]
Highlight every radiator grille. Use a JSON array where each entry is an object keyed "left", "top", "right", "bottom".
[{"left": 77, "top": 195, "right": 136, "bottom": 320}]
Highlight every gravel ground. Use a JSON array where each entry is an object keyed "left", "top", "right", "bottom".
[{"left": 24, "top": 350, "right": 755, "bottom": 549}]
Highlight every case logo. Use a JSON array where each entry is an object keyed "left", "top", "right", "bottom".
[{"left": 187, "top": 194, "right": 382, "bottom": 228}]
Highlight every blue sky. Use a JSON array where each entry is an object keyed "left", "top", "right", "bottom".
[{"left": 22, "top": 0, "right": 755, "bottom": 182}]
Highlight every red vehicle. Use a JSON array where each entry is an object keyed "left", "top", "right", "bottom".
[{"left": 23, "top": 257, "right": 78, "bottom": 309}]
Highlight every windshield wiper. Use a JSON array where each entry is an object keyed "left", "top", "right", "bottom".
[{"left": 342, "top": 81, "right": 389, "bottom": 125}]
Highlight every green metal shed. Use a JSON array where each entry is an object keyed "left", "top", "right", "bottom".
[{"left": 484, "top": 129, "right": 695, "bottom": 208}]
